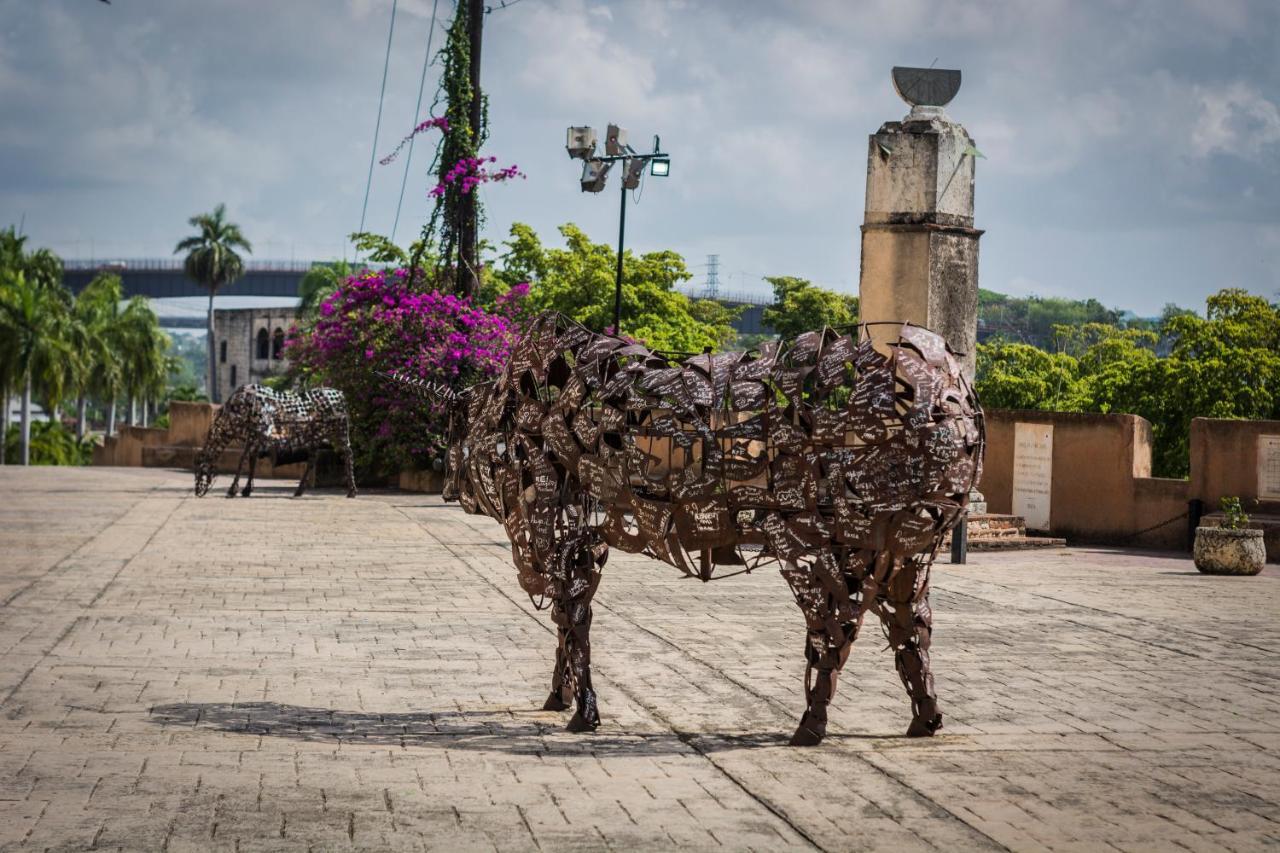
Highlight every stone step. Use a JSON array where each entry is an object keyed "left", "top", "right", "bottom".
[
  {"left": 969, "top": 512, "right": 1024, "bottom": 528},
  {"left": 967, "top": 535, "right": 1067, "bottom": 551},
  {"left": 946, "top": 513, "right": 1067, "bottom": 552}
]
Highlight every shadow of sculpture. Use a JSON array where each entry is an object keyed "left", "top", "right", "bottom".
[{"left": 148, "top": 701, "right": 898, "bottom": 755}]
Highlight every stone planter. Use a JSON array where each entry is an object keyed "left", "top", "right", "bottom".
[{"left": 1193, "top": 526, "right": 1266, "bottom": 576}]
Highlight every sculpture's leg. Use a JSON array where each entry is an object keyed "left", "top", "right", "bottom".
[
  {"left": 874, "top": 563, "right": 942, "bottom": 738},
  {"left": 550, "top": 533, "right": 602, "bottom": 733},
  {"left": 339, "top": 423, "right": 357, "bottom": 498},
  {"left": 781, "top": 556, "right": 861, "bottom": 746},
  {"left": 790, "top": 623, "right": 858, "bottom": 746},
  {"left": 541, "top": 629, "right": 572, "bottom": 712},
  {"left": 226, "top": 444, "right": 251, "bottom": 498},
  {"left": 241, "top": 447, "right": 258, "bottom": 497},
  {"left": 294, "top": 455, "right": 315, "bottom": 498}
]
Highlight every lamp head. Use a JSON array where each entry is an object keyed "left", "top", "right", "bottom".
[
  {"left": 605, "top": 123, "right": 628, "bottom": 156},
  {"left": 566, "top": 126, "right": 597, "bottom": 160},
  {"left": 580, "top": 158, "right": 611, "bottom": 192},
  {"left": 622, "top": 157, "right": 646, "bottom": 189}
]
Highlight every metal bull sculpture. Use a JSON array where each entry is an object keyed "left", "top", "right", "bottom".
[{"left": 401, "top": 311, "right": 983, "bottom": 744}]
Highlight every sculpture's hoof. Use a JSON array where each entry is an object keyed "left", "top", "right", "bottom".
[
  {"left": 241, "top": 489, "right": 252, "bottom": 497},
  {"left": 225, "top": 491, "right": 237, "bottom": 499},
  {"left": 789, "top": 711, "right": 826, "bottom": 746},
  {"left": 906, "top": 713, "right": 943, "bottom": 738},
  {"left": 565, "top": 711, "right": 599, "bottom": 733},
  {"left": 541, "top": 691, "right": 569, "bottom": 712},
  {"left": 292, "top": 490, "right": 304, "bottom": 498},
  {"left": 346, "top": 491, "right": 357, "bottom": 499}
]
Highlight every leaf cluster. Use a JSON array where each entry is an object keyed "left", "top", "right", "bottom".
[
  {"left": 493, "top": 223, "right": 737, "bottom": 353},
  {"left": 762, "top": 276, "right": 858, "bottom": 340}
]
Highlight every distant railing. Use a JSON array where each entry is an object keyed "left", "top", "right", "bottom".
[
  {"left": 63, "top": 258, "right": 317, "bottom": 273},
  {"left": 677, "top": 288, "right": 773, "bottom": 306}
]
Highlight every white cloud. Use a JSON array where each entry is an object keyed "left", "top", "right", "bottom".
[
  {"left": 1191, "top": 81, "right": 1280, "bottom": 158},
  {"left": 1, "top": 0, "right": 1277, "bottom": 313}
]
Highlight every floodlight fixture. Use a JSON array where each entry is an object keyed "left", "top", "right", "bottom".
[
  {"left": 566, "top": 126, "right": 597, "bottom": 160},
  {"left": 580, "top": 158, "right": 611, "bottom": 193},
  {"left": 649, "top": 158, "right": 670, "bottom": 177},
  {"left": 605, "top": 123, "right": 629, "bottom": 156}
]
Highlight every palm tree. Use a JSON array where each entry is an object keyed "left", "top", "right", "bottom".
[
  {"left": 0, "top": 228, "right": 75, "bottom": 465},
  {"left": 174, "top": 204, "right": 251, "bottom": 403},
  {"left": 70, "top": 273, "right": 123, "bottom": 441},
  {"left": 298, "top": 259, "right": 353, "bottom": 319},
  {"left": 116, "top": 297, "right": 169, "bottom": 428},
  {"left": 0, "top": 267, "right": 75, "bottom": 465}
]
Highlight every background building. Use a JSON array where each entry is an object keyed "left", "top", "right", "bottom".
[{"left": 212, "top": 307, "right": 298, "bottom": 402}]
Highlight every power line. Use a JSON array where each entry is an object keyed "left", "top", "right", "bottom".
[
  {"left": 391, "top": 0, "right": 442, "bottom": 246},
  {"left": 357, "top": 0, "right": 399, "bottom": 258},
  {"left": 485, "top": 0, "right": 529, "bottom": 12}
]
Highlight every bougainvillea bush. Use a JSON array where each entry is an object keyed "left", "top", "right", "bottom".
[{"left": 286, "top": 268, "right": 526, "bottom": 478}]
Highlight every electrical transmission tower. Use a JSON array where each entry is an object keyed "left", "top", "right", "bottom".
[{"left": 704, "top": 254, "right": 720, "bottom": 299}]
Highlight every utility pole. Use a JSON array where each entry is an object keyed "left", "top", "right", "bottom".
[{"left": 460, "top": 0, "right": 484, "bottom": 298}]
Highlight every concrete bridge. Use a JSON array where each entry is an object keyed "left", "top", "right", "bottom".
[
  {"left": 64, "top": 258, "right": 310, "bottom": 300},
  {"left": 63, "top": 259, "right": 776, "bottom": 335}
]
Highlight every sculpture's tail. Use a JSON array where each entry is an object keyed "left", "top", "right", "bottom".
[{"left": 377, "top": 371, "right": 462, "bottom": 404}]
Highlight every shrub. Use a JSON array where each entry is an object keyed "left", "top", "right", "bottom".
[
  {"left": 1220, "top": 497, "right": 1249, "bottom": 531},
  {"left": 285, "top": 267, "right": 521, "bottom": 477},
  {"left": 4, "top": 420, "right": 93, "bottom": 466}
]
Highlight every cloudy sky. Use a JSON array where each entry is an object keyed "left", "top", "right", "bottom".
[{"left": 2, "top": 0, "right": 1278, "bottom": 314}]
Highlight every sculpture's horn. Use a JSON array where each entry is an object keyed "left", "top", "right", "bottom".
[{"left": 377, "top": 371, "right": 462, "bottom": 404}]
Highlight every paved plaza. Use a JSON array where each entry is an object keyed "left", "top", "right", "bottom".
[{"left": 1, "top": 467, "right": 1277, "bottom": 852}]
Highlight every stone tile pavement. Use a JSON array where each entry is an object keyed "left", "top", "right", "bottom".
[{"left": 0, "top": 466, "right": 1277, "bottom": 852}]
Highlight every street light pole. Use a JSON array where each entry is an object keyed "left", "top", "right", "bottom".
[
  {"left": 613, "top": 178, "right": 627, "bottom": 335},
  {"left": 565, "top": 125, "right": 670, "bottom": 338}
]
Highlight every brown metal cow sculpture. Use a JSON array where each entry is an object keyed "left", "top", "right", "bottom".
[{"left": 400, "top": 311, "right": 983, "bottom": 745}]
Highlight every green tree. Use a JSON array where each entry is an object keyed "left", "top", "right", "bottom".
[
  {"left": 298, "top": 260, "right": 355, "bottom": 320},
  {"left": 978, "top": 290, "right": 1123, "bottom": 346},
  {"left": 174, "top": 204, "right": 251, "bottom": 403},
  {"left": 116, "top": 298, "right": 170, "bottom": 427},
  {"left": 974, "top": 342, "right": 1086, "bottom": 411},
  {"left": 496, "top": 223, "right": 735, "bottom": 353},
  {"left": 762, "top": 276, "right": 858, "bottom": 339},
  {"left": 0, "top": 262, "right": 74, "bottom": 465},
  {"left": 69, "top": 273, "right": 123, "bottom": 440}
]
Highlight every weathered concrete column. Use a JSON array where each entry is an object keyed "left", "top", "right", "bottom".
[{"left": 858, "top": 92, "right": 982, "bottom": 377}]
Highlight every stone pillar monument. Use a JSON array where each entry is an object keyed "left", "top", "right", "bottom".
[{"left": 858, "top": 67, "right": 982, "bottom": 377}]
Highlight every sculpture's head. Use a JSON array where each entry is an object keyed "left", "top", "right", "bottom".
[
  {"left": 377, "top": 371, "right": 474, "bottom": 503},
  {"left": 193, "top": 447, "right": 216, "bottom": 497}
]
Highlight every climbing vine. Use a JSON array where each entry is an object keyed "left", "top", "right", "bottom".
[{"left": 412, "top": 3, "right": 485, "bottom": 294}]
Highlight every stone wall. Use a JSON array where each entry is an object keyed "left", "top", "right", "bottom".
[
  {"left": 981, "top": 410, "right": 1280, "bottom": 559},
  {"left": 1191, "top": 418, "right": 1280, "bottom": 512},
  {"left": 92, "top": 425, "right": 169, "bottom": 468}
]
